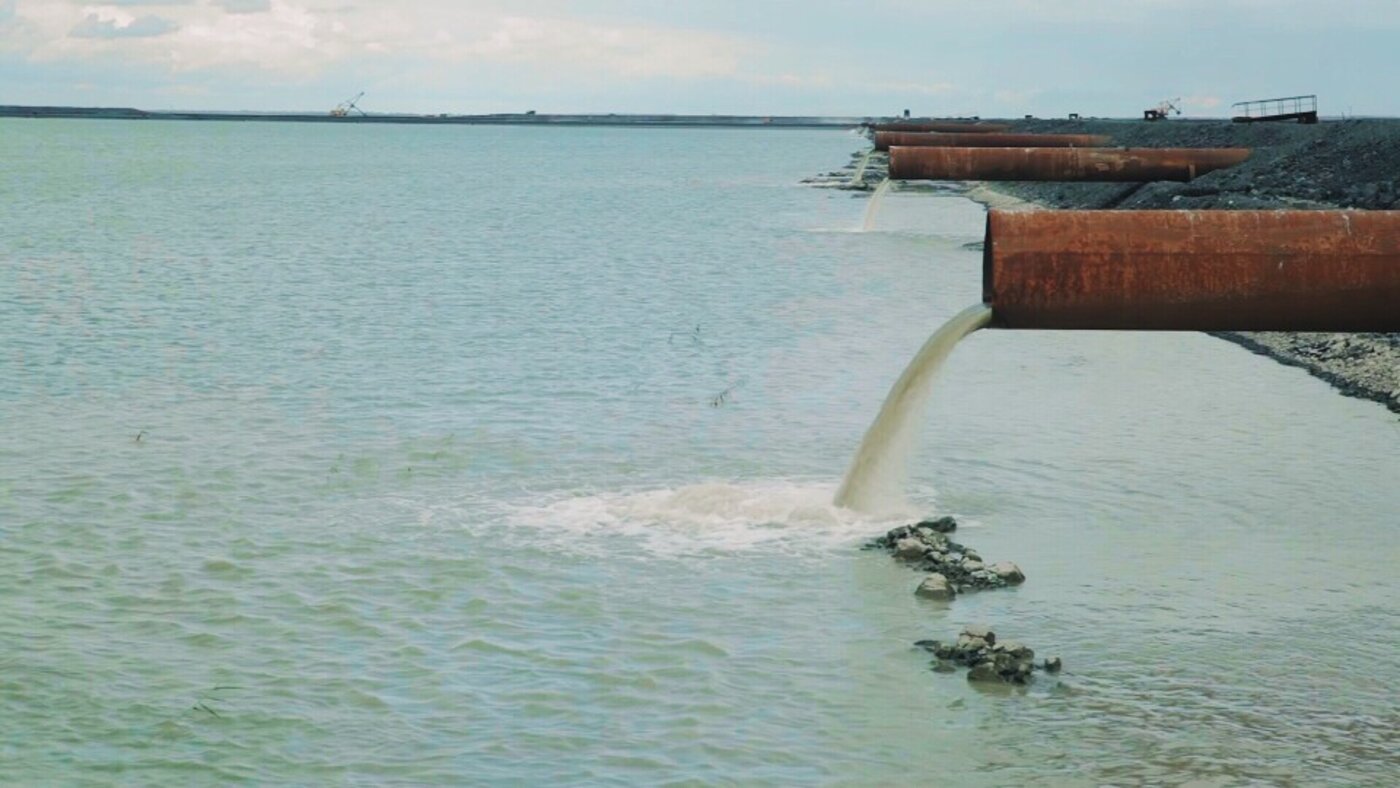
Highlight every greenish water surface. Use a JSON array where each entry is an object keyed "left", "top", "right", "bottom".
[{"left": 1, "top": 119, "right": 1397, "bottom": 785}]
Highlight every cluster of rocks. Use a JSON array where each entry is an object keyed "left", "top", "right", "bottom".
[
  {"left": 917, "top": 625, "right": 1061, "bottom": 684},
  {"left": 867, "top": 517, "right": 1025, "bottom": 600},
  {"left": 800, "top": 150, "right": 888, "bottom": 191}
]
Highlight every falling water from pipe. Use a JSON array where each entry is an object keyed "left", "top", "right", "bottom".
[
  {"left": 835, "top": 303, "right": 992, "bottom": 513},
  {"left": 861, "top": 178, "right": 892, "bottom": 232}
]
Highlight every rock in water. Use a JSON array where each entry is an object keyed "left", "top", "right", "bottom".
[
  {"left": 993, "top": 640, "right": 1033, "bottom": 660},
  {"left": 868, "top": 518, "right": 1026, "bottom": 596},
  {"left": 915, "top": 574, "right": 956, "bottom": 600},
  {"left": 960, "top": 625, "right": 995, "bottom": 645},
  {"left": 966, "top": 662, "right": 1002, "bottom": 683},
  {"left": 917, "top": 516, "right": 958, "bottom": 534},
  {"left": 893, "top": 538, "right": 926, "bottom": 561},
  {"left": 915, "top": 628, "right": 1059, "bottom": 684},
  {"left": 990, "top": 561, "right": 1026, "bottom": 585}
]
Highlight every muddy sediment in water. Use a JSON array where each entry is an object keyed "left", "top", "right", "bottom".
[{"left": 819, "top": 118, "right": 1400, "bottom": 414}]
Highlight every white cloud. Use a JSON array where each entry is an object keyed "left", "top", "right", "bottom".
[
  {"left": 1182, "top": 95, "right": 1223, "bottom": 110},
  {"left": 70, "top": 13, "right": 179, "bottom": 38},
  {"left": 443, "top": 16, "right": 743, "bottom": 79},
  {"left": 212, "top": 0, "right": 271, "bottom": 14},
  {"left": 8, "top": 1, "right": 752, "bottom": 80}
]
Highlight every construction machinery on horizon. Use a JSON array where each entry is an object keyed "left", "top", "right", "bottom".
[
  {"left": 330, "top": 92, "right": 366, "bottom": 118},
  {"left": 1143, "top": 97, "right": 1181, "bottom": 121}
]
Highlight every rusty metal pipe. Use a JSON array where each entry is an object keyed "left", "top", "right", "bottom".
[
  {"left": 869, "top": 122, "right": 1011, "bottom": 133},
  {"left": 874, "top": 132, "right": 1109, "bottom": 151},
  {"left": 891, "top": 147, "right": 1251, "bottom": 181},
  {"left": 983, "top": 210, "right": 1400, "bottom": 331}
]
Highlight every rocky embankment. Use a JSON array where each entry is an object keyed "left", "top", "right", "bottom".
[
  {"left": 868, "top": 517, "right": 1055, "bottom": 684},
  {"left": 917, "top": 625, "right": 1061, "bottom": 684},
  {"left": 867, "top": 517, "right": 1025, "bottom": 600},
  {"left": 816, "top": 118, "right": 1400, "bottom": 414}
]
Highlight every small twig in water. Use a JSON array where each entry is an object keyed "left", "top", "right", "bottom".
[{"left": 709, "top": 379, "right": 744, "bottom": 408}]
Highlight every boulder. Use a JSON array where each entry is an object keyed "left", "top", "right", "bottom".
[
  {"left": 960, "top": 625, "right": 995, "bottom": 645},
  {"left": 993, "top": 640, "right": 1033, "bottom": 660},
  {"left": 966, "top": 662, "right": 1002, "bottom": 683},
  {"left": 893, "top": 538, "right": 926, "bottom": 560},
  {"left": 990, "top": 561, "right": 1026, "bottom": 585},
  {"left": 915, "top": 573, "right": 956, "bottom": 600},
  {"left": 916, "top": 516, "right": 958, "bottom": 533},
  {"left": 956, "top": 635, "right": 988, "bottom": 655},
  {"left": 915, "top": 630, "right": 1060, "bottom": 683}
]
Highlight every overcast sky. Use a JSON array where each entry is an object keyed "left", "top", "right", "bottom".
[{"left": 1, "top": 1, "right": 1396, "bottom": 117}]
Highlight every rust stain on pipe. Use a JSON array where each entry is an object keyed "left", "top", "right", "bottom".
[
  {"left": 983, "top": 210, "right": 1400, "bottom": 332},
  {"left": 869, "top": 122, "right": 1010, "bottom": 133},
  {"left": 890, "top": 147, "right": 1251, "bottom": 182},
  {"left": 874, "top": 132, "right": 1109, "bottom": 152}
]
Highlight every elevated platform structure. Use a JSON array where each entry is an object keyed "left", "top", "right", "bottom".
[{"left": 1231, "top": 95, "right": 1318, "bottom": 124}]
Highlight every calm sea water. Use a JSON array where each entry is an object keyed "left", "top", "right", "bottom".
[{"left": 2, "top": 120, "right": 1397, "bottom": 785}]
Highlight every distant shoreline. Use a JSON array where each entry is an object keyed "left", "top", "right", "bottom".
[{"left": 0, "top": 104, "right": 873, "bottom": 129}]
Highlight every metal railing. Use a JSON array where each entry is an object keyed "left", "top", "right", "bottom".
[{"left": 1230, "top": 94, "right": 1316, "bottom": 120}]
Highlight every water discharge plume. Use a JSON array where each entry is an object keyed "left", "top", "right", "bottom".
[
  {"left": 835, "top": 303, "right": 993, "bottom": 514},
  {"left": 861, "top": 178, "right": 892, "bottom": 231},
  {"left": 509, "top": 481, "right": 914, "bottom": 556}
]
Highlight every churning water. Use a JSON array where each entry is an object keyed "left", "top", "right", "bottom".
[{"left": 2, "top": 120, "right": 1397, "bottom": 785}]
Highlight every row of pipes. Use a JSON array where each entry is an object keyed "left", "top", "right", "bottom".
[{"left": 866, "top": 120, "right": 1398, "bottom": 332}]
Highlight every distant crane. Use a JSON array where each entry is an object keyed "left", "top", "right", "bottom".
[
  {"left": 330, "top": 92, "right": 366, "bottom": 118},
  {"left": 1143, "top": 97, "right": 1181, "bottom": 121}
]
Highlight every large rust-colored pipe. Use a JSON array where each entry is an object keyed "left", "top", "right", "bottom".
[
  {"left": 869, "top": 122, "right": 1011, "bottom": 133},
  {"left": 874, "top": 132, "right": 1109, "bottom": 152},
  {"left": 983, "top": 210, "right": 1400, "bottom": 331},
  {"left": 891, "top": 147, "right": 1251, "bottom": 182}
]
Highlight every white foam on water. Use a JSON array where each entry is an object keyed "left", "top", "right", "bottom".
[{"left": 504, "top": 480, "right": 919, "bottom": 556}]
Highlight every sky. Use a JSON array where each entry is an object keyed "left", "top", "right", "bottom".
[{"left": 1, "top": 0, "right": 1397, "bottom": 117}]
